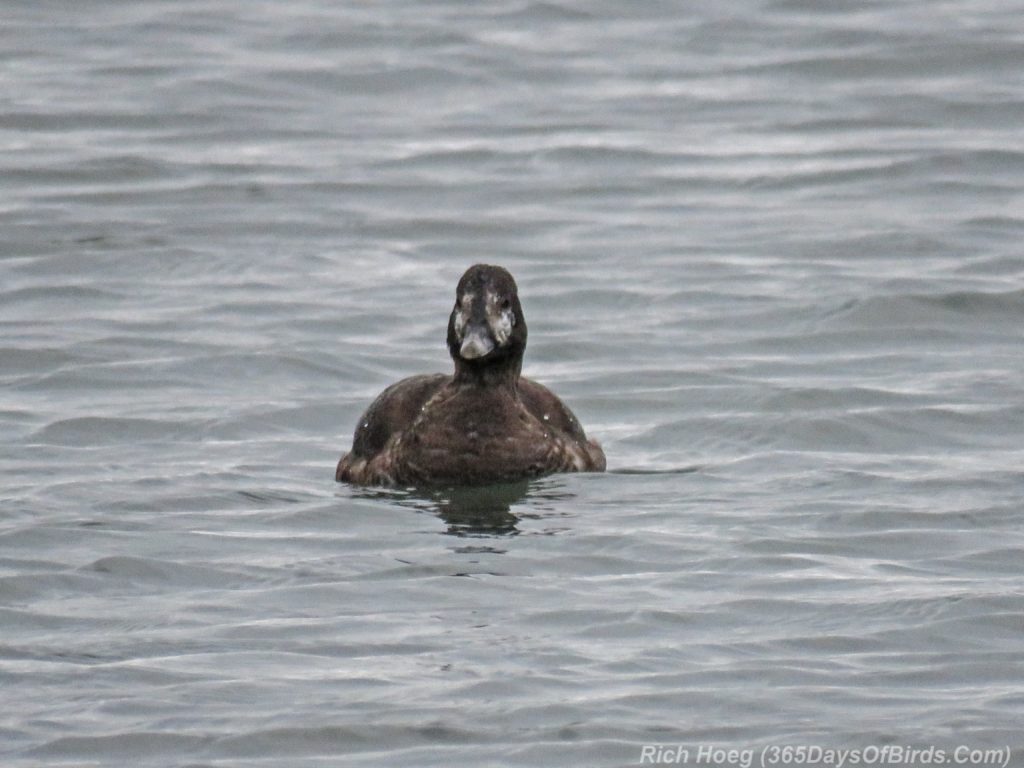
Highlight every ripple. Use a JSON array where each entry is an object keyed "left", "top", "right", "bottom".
[{"left": 30, "top": 417, "right": 191, "bottom": 446}]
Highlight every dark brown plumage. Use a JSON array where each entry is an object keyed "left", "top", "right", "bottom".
[{"left": 336, "top": 264, "right": 606, "bottom": 487}]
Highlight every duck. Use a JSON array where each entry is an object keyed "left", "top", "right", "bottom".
[{"left": 336, "top": 264, "right": 606, "bottom": 486}]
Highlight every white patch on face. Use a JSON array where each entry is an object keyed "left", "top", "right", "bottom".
[
  {"left": 486, "top": 289, "right": 514, "bottom": 346},
  {"left": 453, "top": 292, "right": 473, "bottom": 341}
]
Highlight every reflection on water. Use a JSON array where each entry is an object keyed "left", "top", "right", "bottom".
[
  {"left": 346, "top": 478, "right": 581, "bottom": 538},
  {"left": 430, "top": 483, "right": 528, "bottom": 537}
]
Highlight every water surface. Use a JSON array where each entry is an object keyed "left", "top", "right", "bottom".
[{"left": 2, "top": 1, "right": 1023, "bottom": 766}]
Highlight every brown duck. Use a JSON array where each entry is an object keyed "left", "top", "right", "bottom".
[{"left": 336, "top": 264, "right": 606, "bottom": 486}]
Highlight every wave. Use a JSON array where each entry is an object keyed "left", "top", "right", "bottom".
[{"left": 824, "top": 288, "right": 1024, "bottom": 328}]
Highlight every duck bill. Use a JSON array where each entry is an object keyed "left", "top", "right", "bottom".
[{"left": 459, "top": 324, "right": 494, "bottom": 360}]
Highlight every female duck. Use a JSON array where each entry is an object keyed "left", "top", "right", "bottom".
[{"left": 336, "top": 264, "right": 605, "bottom": 486}]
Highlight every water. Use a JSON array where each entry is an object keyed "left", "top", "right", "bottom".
[{"left": 2, "top": 1, "right": 1023, "bottom": 765}]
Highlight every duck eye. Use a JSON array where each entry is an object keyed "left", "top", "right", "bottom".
[{"left": 501, "top": 298, "right": 511, "bottom": 311}]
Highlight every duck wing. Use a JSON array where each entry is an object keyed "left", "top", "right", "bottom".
[{"left": 340, "top": 373, "right": 449, "bottom": 464}]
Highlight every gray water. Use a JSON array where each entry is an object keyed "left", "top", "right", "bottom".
[{"left": 2, "top": 1, "right": 1024, "bottom": 766}]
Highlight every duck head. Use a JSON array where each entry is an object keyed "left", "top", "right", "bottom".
[{"left": 447, "top": 264, "right": 528, "bottom": 383}]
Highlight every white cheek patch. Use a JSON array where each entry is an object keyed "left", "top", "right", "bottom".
[
  {"left": 486, "top": 290, "right": 514, "bottom": 345},
  {"left": 492, "top": 308, "right": 514, "bottom": 344},
  {"left": 453, "top": 292, "right": 474, "bottom": 340}
]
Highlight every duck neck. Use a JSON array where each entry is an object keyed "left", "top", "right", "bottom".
[{"left": 453, "top": 356, "right": 522, "bottom": 392}]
